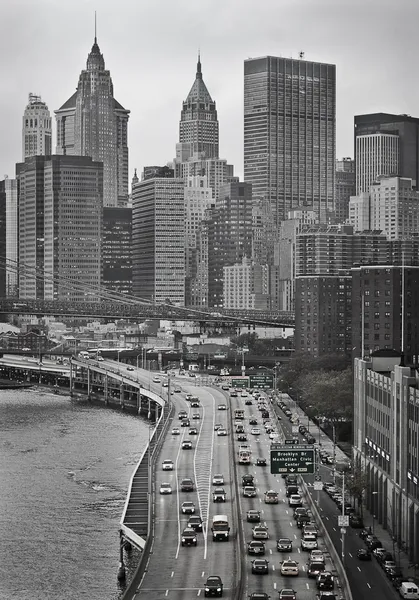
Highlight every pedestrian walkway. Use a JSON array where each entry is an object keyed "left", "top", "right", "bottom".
[{"left": 275, "top": 392, "right": 419, "bottom": 584}]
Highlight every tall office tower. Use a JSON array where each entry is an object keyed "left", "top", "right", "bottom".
[
  {"left": 55, "top": 35, "right": 130, "bottom": 207},
  {"left": 335, "top": 158, "right": 355, "bottom": 223},
  {"left": 244, "top": 56, "right": 336, "bottom": 225},
  {"left": 179, "top": 55, "right": 219, "bottom": 161},
  {"left": 132, "top": 174, "right": 185, "bottom": 304},
  {"left": 103, "top": 207, "right": 132, "bottom": 295},
  {"left": 22, "top": 93, "right": 52, "bottom": 160},
  {"left": 252, "top": 197, "right": 278, "bottom": 265},
  {"left": 354, "top": 113, "right": 419, "bottom": 194},
  {"left": 190, "top": 206, "right": 215, "bottom": 307},
  {"left": 0, "top": 176, "right": 18, "bottom": 296},
  {"left": 223, "top": 258, "right": 270, "bottom": 310},
  {"left": 207, "top": 181, "right": 253, "bottom": 307},
  {"left": 184, "top": 175, "right": 213, "bottom": 305},
  {"left": 16, "top": 156, "right": 103, "bottom": 300},
  {"left": 352, "top": 265, "right": 419, "bottom": 363},
  {"left": 174, "top": 153, "right": 236, "bottom": 200},
  {"left": 295, "top": 273, "right": 352, "bottom": 357}
]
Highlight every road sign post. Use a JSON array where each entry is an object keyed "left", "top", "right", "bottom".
[{"left": 270, "top": 444, "right": 315, "bottom": 474}]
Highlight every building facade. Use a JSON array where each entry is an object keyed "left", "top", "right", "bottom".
[
  {"left": 370, "top": 177, "right": 419, "bottom": 240},
  {"left": 244, "top": 56, "right": 336, "bottom": 224},
  {"left": 132, "top": 176, "right": 185, "bottom": 305},
  {"left": 55, "top": 36, "right": 129, "bottom": 207},
  {"left": 353, "top": 354, "right": 419, "bottom": 564},
  {"left": 335, "top": 157, "right": 355, "bottom": 224},
  {"left": 223, "top": 257, "right": 269, "bottom": 310},
  {"left": 0, "top": 176, "right": 18, "bottom": 296},
  {"left": 22, "top": 93, "right": 52, "bottom": 160},
  {"left": 354, "top": 113, "right": 419, "bottom": 194},
  {"left": 103, "top": 207, "right": 132, "bottom": 296},
  {"left": 16, "top": 155, "right": 103, "bottom": 301}
]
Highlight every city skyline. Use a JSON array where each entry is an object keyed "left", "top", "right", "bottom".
[{"left": 1, "top": 0, "right": 418, "bottom": 181}]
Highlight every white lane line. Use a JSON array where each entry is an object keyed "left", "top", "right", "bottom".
[
  {"left": 367, "top": 583, "right": 371, "bottom": 589},
  {"left": 294, "top": 534, "right": 297, "bottom": 539},
  {"left": 357, "top": 567, "right": 361, "bottom": 572},
  {"left": 332, "top": 527, "right": 336, "bottom": 531},
  {"left": 306, "top": 583, "right": 310, "bottom": 589},
  {"left": 165, "top": 591, "right": 169, "bottom": 596},
  {"left": 270, "top": 548, "right": 273, "bottom": 554},
  {"left": 201, "top": 571, "right": 205, "bottom": 577},
  {"left": 197, "top": 590, "right": 201, "bottom": 596},
  {"left": 272, "top": 565, "right": 275, "bottom": 571},
  {"left": 274, "top": 582, "right": 277, "bottom": 589},
  {"left": 171, "top": 571, "right": 174, "bottom": 577},
  {"left": 349, "top": 552, "right": 353, "bottom": 558}
]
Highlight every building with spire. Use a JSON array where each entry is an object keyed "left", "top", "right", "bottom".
[
  {"left": 55, "top": 33, "right": 129, "bottom": 207},
  {"left": 22, "top": 93, "right": 52, "bottom": 160}
]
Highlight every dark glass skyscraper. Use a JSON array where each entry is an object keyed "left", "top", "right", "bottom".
[{"left": 244, "top": 56, "right": 336, "bottom": 225}]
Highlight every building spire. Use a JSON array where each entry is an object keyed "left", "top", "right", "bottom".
[
  {"left": 196, "top": 50, "right": 202, "bottom": 79},
  {"left": 94, "top": 11, "right": 97, "bottom": 44}
]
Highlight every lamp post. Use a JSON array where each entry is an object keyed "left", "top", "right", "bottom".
[{"left": 372, "top": 491, "right": 378, "bottom": 534}]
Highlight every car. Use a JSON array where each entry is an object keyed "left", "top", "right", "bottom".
[
  {"left": 204, "top": 575, "right": 223, "bottom": 597},
  {"left": 373, "top": 548, "right": 391, "bottom": 562},
  {"left": 301, "top": 534, "right": 318, "bottom": 551},
  {"left": 247, "top": 510, "right": 261, "bottom": 523},
  {"left": 269, "top": 432, "right": 279, "bottom": 440},
  {"left": 349, "top": 514, "right": 364, "bottom": 528},
  {"left": 293, "top": 507, "right": 309, "bottom": 520},
  {"left": 241, "top": 392, "right": 248, "bottom": 397},
  {"left": 171, "top": 427, "right": 180, "bottom": 435},
  {"left": 178, "top": 410, "right": 188, "bottom": 419},
  {"left": 189, "top": 427, "right": 198, "bottom": 435},
  {"left": 152, "top": 376, "right": 160, "bottom": 383},
  {"left": 243, "top": 485, "right": 257, "bottom": 498},
  {"left": 285, "top": 474, "right": 298, "bottom": 486},
  {"left": 162, "top": 382, "right": 168, "bottom": 387},
  {"left": 242, "top": 474, "right": 254, "bottom": 486},
  {"left": 296, "top": 514, "right": 311, "bottom": 528},
  {"left": 230, "top": 391, "right": 238, "bottom": 398},
  {"left": 359, "top": 527, "right": 373, "bottom": 540},
  {"left": 192, "top": 413, "right": 200, "bottom": 420},
  {"left": 382, "top": 560, "right": 397, "bottom": 573},
  {"left": 249, "top": 418, "right": 258, "bottom": 425},
  {"left": 162, "top": 459, "right": 174, "bottom": 471},
  {"left": 189, "top": 372, "right": 196, "bottom": 377},
  {"left": 181, "top": 501, "right": 196, "bottom": 514},
  {"left": 159, "top": 482, "right": 172, "bottom": 494},
  {"left": 237, "top": 433, "right": 247, "bottom": 441},
  {"left": 366, "top": 536, "right": 383, "bottom": 551},
  {"left": 288, "top": 494, "right": 302, "bottom": 507},
  {"left": 316, "top": 572, "right": 334, "bottom": 591},
  {"left": 280, "top": 560, "right": 299, "bottom": 576},
  {"left": 278, "top": 590, "right": 297, "bottom": 600},
  {"left": 251, "top": 428, "right": 261, "bottom": 435},
  {"left": 264, "top": 490, "right": 279, "bottom": 504},
  {"left": 185, "top": 393, "right": 193, "bottom": 400},
  {"left": 222, "top": 384, "right": 230, "bottom": 390},
  {"left": 256, "top": 457, "right": 267, "bottom": 466},
  {"left": 247, "top": 540, "right": 266, "bottom": 555},
  {"left": 316, "top": 593, "right": 337, "bottom": 600},
  {"left": 180, "top": 478, "right": 194, "bottom": 492},
  {"left": 97, "top": 356, "right": 104, "bottom": 361},
  {"left": 251, "top": 559, "right": 269, "bottom": 574},
  {"left": 214, "top": 423, "right": 223, "bottom": 431},
  {"left": 303, "top": 523, "right": 319, "bottom": 537},
  {"left": 181, "top": 527, "right": 197, "bottom": 546},
  {"left": 217, "top": 428, "right": 227, "bottom": 436},
  {"left": 249, "top": 594, "right": 270, "bottom": 600},
  {"left": 212, "top": 473, "right": 224, "bottom": 485},
  {"left": 307, "top": 562, "right": 326, "bottom": 578},
  {"left": 191, "top": 400, "right": 200, "bottom": 407},
  {"left": 182, "top": 440, "right": 193, "bottom": 449},
  {"left": 213, "top": 487, "right": 226, "bottom": 502},
  {"left": 357, "top": 549, "right": 372, "bottom": 561},
  {"left": 174, "top": 387, "right": 182, "bottom": 393},
  {"left": 218, "top": 404, "right": 227, "bottom": 410},
  {"left": 188, "top": 515, "right": 203, "bottom": 531},
  {"left": 386, "top": 566, "right": 404, "bottom": 581},
  {"left": 127, "top": 366, "right": 135, "bottom": 371},
  {"left": 245, "top": 399, "right": 253, "bottom": 405},
  {"left": 252, "top": 525, "right": 269, "bottom": 539},
  {"left": 276, "top": 538, "right": 293, "bottom": 552}
]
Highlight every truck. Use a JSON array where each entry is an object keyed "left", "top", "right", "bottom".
[{"left": 211, "top": 514, "right": 230, "bottom": 541}]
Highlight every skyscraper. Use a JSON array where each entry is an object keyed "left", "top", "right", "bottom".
[
  {"left": 354, "top": 113, "right": 419, "bottom": 194},
  {"left": 335, "top": 158, "right": 355, "bottom": 223},
  {"left": 55, "top": 35, "right": 129, "bottom": 207},
  {"left": 0, "top": 176, "right": 18, "bottom": 296},
  {"left": 132, "top": 173, "right": 185, "bottom": 305},
  {"left": 16, "top": 155, "right": 103, "bottom": 300},
  {"left": 244, "top": 56, "right": 336, "bottom": 225},
  {"left": 179, "top": 55, "right": 219, "bottom": 161},
  {"left": 22, "top": 93, "right": 52, "bottom": 160},
  {"left": 103, "top": 207, "right": 132, "bottom": 296}
]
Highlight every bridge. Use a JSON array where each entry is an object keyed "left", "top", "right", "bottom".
[{"left": 0, "top": 297, "right": 295, "bottom": 327}]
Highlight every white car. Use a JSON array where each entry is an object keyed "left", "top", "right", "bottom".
[
  {"left": 212, "top": 474, "right": 224, "bottom": 485},
  {"left": 269, "top": 432, "right": 279, "bottom": 440},
  {"left": 159, "top": 482, "right": 172, "bottom": 495},
  {"left": 301, "top": 534, "right": 318, "bottom": 550},
  {"left": 217, "top": 428, "right": 227, "bottom": 436},
  {"left": 252, "top": 525, "right": 269, "bottom": 539},
  {"left": 171, "top": 427, "right": 180, "bottom": 435},
  {"left": 280, "top": 560, "right": 299, "bottom": 576},
  {"left": 162, "top": 459, "right": 174, "bottom": 471},
  {"left": 152, "top": 376, "right": 160, "bottom": 383},
  {"left": 218, "top": 404, "right": 227, "bottom": 410},
  {"left": 310, "top": 550, "right": 325, "bottom": 562},
  {"left": 181, "top": 501, "right": 195, "bottom": 514},
  {"left": 288, "top": 494, "right": 302, "bottom": 507},
  {"left": 251, "top": 428, "right": 261, "bottom": 435}
]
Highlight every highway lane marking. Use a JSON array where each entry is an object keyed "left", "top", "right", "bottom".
[
  {"left": 197, "top": 591, "right": 201, "bottom": 596},
  {"left": 306, "top": 583, "right": 310, "bottom": 589},
  {"left": 357, "top": 567, "right": 361, "bottom": 571},
  {"left": 270, "top": 548, "right": 273, "bottom": 554},
  {"left": 171, "top": 572, "right": 174, "bottom": 577},
  {"left": 367, "top": 583, "right": 371, "bottom": 588},
  {"left": 274, "top": 582, "right": 277, "bottom": 589},
  {"left": 202, "top": 571, "right": 205, "bottom": 577},
  {"left": 349, "top": 552, "right": 353, "bottom": 558},
  {"left": 165, "top": 591, "right": 169, "bottom": 596}
]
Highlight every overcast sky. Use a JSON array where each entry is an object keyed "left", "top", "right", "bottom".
[{"left": 1, "top": 0, "right": 418, "bottom": 182}]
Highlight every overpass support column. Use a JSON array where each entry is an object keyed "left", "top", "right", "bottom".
[
  {"left": 87, "top": 367, "right": 91, "bottom": 399},
  {"left": 120, "top": 382, "right": 125, "bottom": 410},
  {"left": 69, "top": 359, "right": 73, "bottom": 396},
  {"left": 137, "top": 388, "right": 141, "bottom": 414},
  {"left": 104, "top": 374, "right": 108, "bottom": 406}
]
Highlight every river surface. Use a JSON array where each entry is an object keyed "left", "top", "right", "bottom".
[{"left": 0, "top": 387, "right": 148, "bottom": 600}]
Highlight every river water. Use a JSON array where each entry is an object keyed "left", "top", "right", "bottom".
[{"left": 0, "top": 387, "right": 148, "bottom": 600}]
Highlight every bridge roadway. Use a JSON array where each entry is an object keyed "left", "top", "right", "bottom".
[{"left": 131, "top": 379, "right": 325, "bottom": 600}]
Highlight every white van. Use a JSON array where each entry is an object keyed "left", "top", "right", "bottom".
[{"left": 399, "top": 582, "right": 419, "bottom": 599}]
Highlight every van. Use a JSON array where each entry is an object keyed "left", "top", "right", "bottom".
[{"left": 399, "top": 582, "right": 419, "bottom": 599}]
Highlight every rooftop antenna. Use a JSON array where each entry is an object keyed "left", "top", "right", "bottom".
[
  {"left": 299, "top": 51, "right": 305, "bottom": 59},
  {"left": 94, "top": 11, "right": 97, "bottom": 43}
]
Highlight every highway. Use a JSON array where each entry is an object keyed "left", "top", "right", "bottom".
[
  {"left": 132, "top": 378, "right": 238, "bottom": 599},
  {"left": 273, "top": 398, "right": 400, "bottom": 600}
]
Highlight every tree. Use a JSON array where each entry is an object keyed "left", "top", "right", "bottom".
[
  {"left": 297, "top": 368, "right": 353, "bottom": 421},
  {"left": 345, "top": 464, "right": 368, "bottom": 516}
]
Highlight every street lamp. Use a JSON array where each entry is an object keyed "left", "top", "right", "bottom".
[{"left": 372, "top": 491, "right": 378, "bottom": 534}]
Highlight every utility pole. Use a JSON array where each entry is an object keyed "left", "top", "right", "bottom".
[{"left": 341, "top": 470, "right": 346, "bottom": 563}]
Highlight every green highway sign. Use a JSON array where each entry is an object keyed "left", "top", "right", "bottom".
[
  {"left": 249, "top": 374, "right": 274, "bottom": 388},
  {"left": 270, "top": 444, "right": 315, "bottom": 474},
  {"left": 231, "top": 378, "right": 249, "bottom": 388}
]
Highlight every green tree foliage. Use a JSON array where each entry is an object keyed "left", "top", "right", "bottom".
[
  {"left": 230, "top": 332, "right": 279, "bottom": 356},
  {"left": 298, "top": 368, "right": 353, "bottom": 420}
]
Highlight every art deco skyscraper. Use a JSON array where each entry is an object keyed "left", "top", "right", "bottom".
[
  {"left": 244, "top": 56, "right": 336, "bottom": 225},
  {"left": 55, "top": 35, "right": 129, "bottom": 207},
  {"left": 22, "top": 93, "right": 52, "bottom": 160},
  {"left": 179, "top": 55, "right": 219, "bottom": 161}
]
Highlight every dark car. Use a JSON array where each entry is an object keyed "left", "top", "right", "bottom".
[
  {"left": 248, "top": 540, "right": 266, "bottom": 555},
  {"left": 180, "top": 478, "right": 194, "bottom": 492},
  {"left": 285, "top": 474, "right": 298, "bottom": 486},
  {"left": 247, "top": 509, "right": 261, "bottom": 522},
  {"left": 188, "top": 515, "right": 203, "bottom": 531},
  {"left": 249, "top": 594, "right": 270, "bottom": 600},
  {"left": 366, "top": 537, "right": 383, "bottom": 551},
  {"left": 242, "top": 474, "right": 254, "bottom": 486},
  {"left": 349, "top": 514, "right": 364, "bottom": 528},
  {"left": 357, "top": 549, "right": 372, "bottom": 561},
  {"left": 296, "top": 514, "right": 311, "bottom": 528},
  {"left": 256, "top": 458, "right": 267, "bottom": 466},
  {"left": 204, "top": 575, "right": 223, "bottom": 597},
  {"left": 316, "top": 572, "right": 334, "bottom": 591},
  {"left": 359, "top": 527, "right": 373, "bottom": 540},
  {"left": 181, "top": 527, "right": 197, "bottom": 546},
  {"left": 307, "top": 562, "right": 326, "bottom": 578},
  {"left": 181, "top": 419, "right": 190, "bottom": 427},
  {"left": 251, "top": 559, "right": 269, "bottom": 574},
  {"left": 277, "top": 538, "right": 293, "bottom": 552},
  {"left": 237, "top": 434, "right": 248, "bottom": 442},
  {"left": 386, "top": 566, "right": 404, "bottom": 581}
]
